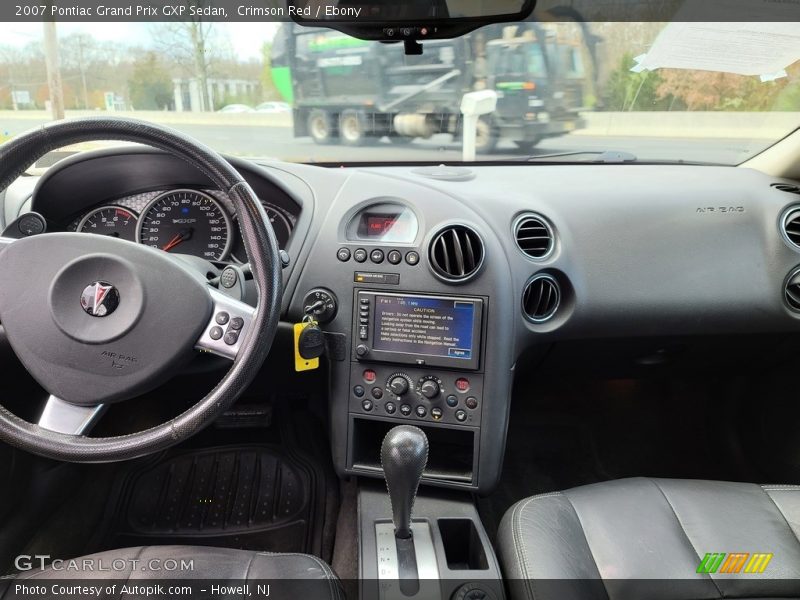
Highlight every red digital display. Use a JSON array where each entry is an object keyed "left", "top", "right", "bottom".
[{"left": 360, "top": 213, "right": 408, "bottom": 239}]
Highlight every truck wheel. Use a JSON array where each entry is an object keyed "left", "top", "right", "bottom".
[
  {"left": 308, "top": 110, "right": 335, "bottom": 145},
  {"left": 475, "top": 118, "right": 499, "bottom": 154},
  {"left": 339, "top": 110, "right": 369, "bottom": 146}
]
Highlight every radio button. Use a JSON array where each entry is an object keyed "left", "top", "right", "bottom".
[
  {"left": 400, "top": 404, "right": 412, "bottom": 417},
  {"left": 356, "top": 344, "right": 369, "bottom": 357},
  {"left": 415, "top": 406, "right": 427, "bottom": 418},
  {"left": 337, "top": 248, "right": 351, "bottom": 262},
  {"left": 354, "top": 248, "right": 368, "bottom": 263},
  {"left": 370, "top": 249, "right": 385, "bottom": 264},
  {"left": 359, "top": 326, "right": 368, "bottom": 340},
  {"left": 387, "top": 250, "right": 402, "bottom": 265}
]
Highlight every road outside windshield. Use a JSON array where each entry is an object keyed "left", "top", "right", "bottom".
[{"left": 1, "top": 20, "right": 799, "bottom": 164}]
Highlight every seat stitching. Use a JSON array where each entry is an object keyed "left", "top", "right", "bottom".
[
  {"left": 117, "top": 546, "right": 147, "bottom": 600},
  {"left": 242, "top": 551, "right": 257, "bottom": 600},
  {"left": 759, "top": 487, "right": 800, "bottom": 550},
  {"left": 647, "top": 479, "right": 723, "bottom": 600},
  {"left": 512, "top": 496, "right": 539, "bottom": 600},
  {"left": 560, "top": 493, "right": 611, "bottom": 600}
]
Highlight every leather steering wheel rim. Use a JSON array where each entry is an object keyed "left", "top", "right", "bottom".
[{"left": 0, "top": 117, "right": 282, "bottom": 462}]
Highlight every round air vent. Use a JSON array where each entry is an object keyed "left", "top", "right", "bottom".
[
  {"left": 429, "top": 225, "right": 484, "bottom": 282},
  {"left": 523, "top": 274, "right": 560, "bottom": 322},
  {"left": 781, "top": 208, "right": 800, "bottom": 249},
  {"left": 514, "top": 214, "right": 554, "bottom": 259},
  {"left": 786, "top": 269, "right": 800, "bottom": 312}
]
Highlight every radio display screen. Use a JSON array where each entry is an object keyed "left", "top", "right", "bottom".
[{"left": 372, "top": 294, "right": 479, "bottom": 361}]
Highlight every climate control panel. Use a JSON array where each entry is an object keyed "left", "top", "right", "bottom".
[{"left": 349, "top": 364, "right": 483, "bottom": 427}]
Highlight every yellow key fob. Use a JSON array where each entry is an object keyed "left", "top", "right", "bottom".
[{"left": 294, "top": 322, "right": 320, "bottom": 372}]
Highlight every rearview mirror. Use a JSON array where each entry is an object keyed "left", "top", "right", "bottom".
[{"left": 289, "top": 0, "right": 535, "bottom": 43}]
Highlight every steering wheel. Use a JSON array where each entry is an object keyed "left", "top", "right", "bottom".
[{"left": 0, "top": 118, "right": 282, "bottom": 462}]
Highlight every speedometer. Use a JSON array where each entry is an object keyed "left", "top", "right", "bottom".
[{"left": 137, "top": 189, "right": 232, "bottom": 261}]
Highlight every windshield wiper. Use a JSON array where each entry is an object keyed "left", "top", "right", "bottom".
[{"left": 524, "top": 150, "right": 638, "bottom": 163}]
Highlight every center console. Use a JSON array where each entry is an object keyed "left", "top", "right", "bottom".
[{"left": 348, "top": 291, "right": 486, "bottom": 486}]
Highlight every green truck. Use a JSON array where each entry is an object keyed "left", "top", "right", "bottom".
[{"left": 271, "top": 22, "right": 589, "bottom": 153}]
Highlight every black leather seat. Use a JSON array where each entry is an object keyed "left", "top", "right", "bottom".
[
  {"left": 497, "top": 478, "right": 800, "bottom": 600},
  {"left": 2, "top": 546, "right": 342, "bottom": 600}
]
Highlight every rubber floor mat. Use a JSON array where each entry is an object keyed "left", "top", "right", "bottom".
[{"left": 105, "top": 445, "right": 321, "bottom": 553}]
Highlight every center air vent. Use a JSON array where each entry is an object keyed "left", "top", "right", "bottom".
[
  {"left": 514, "top": 215, "right": 554, "bottom": 259},
  {"left": 782, "top": 208, "right": 800, "bottom": 249},
  {"left": 429, "top": 225, "right": 484, "bottom": 282},
  {"left": 786, "top": 269, "right": 800, "bottom": 312},
  {"left": 523, "top": 274, "right": 560, "bottom": 322}
]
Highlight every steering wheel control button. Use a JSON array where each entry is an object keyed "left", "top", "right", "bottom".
[
  {"left": 431, "top": 407, "right": 443, "bottom": 421},
  {"left": 456, "top": 410, "right": 467, "bottom": 422},
  {"left": 446, "top": 394, "right": 459, "bottom": 407},
  {"left": 215, "top": 312, "right": 230, "bottom": 325},
  {"left": 354, "top": 248, "right": 368, "bottom": 263},
  {"left": 337, "top": 247, "right": 352, "bottom": 262},
  {"left": 415, "top": 405, "right": 427, "bottom": 418},
  {"left": 371, "top": 387, "right": 384, "bottom": 400},
  {"left": 387, "top": 250, "right": 402, "bottom": 265},
  {"left": 230, "top": 317, "right": 244, "bottom": 331},
  {"left": 405, "top": 251, "right": 420, "bottom": 266},
  {"left": 370, "top": 249, "right": 385, "bottom": 264},
  {"left": 385, "top": 402, "right": 397, "bottom": 415},
  {"left": 400, "top": 404, "right": 412, "bottom": 417},
  {"left": 220, "top": 268, "right": 238, "bottom": 289},
  {"left": 79, "top": 281, "right": 120, "bottom": 318},
  {"left": 466, "top": 397, "right": 479, "bottom": 410},
  {"left": 223, "top": 331, "right": 239, "bottom": 346},
  {"left": 209, "top": 326, "right": 224, "bottom": 341},
  {"left": 354, "top": 385, "right": 366, "bottom": 398},
  {"left": 455, "top": 378, "right": 470, "bottom": 392},
  {"left": 362, "top": 399, "right": 374, "bottom": 412}
]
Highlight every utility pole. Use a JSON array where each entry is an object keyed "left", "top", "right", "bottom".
[{"left": 43, "top": 21, "right": 65, "bottom": 120}]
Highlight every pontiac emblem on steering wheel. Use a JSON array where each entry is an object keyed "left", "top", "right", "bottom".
[{"left": 80, "top": 281, "right": 120, "bottom": 317}]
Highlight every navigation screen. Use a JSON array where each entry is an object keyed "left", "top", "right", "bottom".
[{"left": 373, "top": 295, "right": 477, "bottom": 360}]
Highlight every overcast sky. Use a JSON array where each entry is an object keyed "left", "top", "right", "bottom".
[{"left": 3, "top": 22, "right": 279, "bottom": 61}]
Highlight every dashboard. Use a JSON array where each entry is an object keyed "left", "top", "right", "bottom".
[{"left": 3, "top": 147, "right": 800, "bottom": 494}]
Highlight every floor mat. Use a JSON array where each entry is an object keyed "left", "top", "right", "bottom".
[{"left": 103, "top": 445, "right": 324, "bottom": 554}]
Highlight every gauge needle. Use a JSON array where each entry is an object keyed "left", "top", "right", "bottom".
[{"left": 161, "top": 228, "right": 192, "bottom": 252}]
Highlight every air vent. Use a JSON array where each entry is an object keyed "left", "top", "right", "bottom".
[
  {"left": 429, "top": 225, "right": 484, "bottom": 282},
  {"left": 514, "top": 215, "right": 554, "bottom": 259},
  {"left": 782, "top": 208, "right": 800, "bottom": 248},
  {"left": 523, "top": 275, "right": 560, "bottom": 322},
  {"left": 772, "top": 183, "right": 800, "bottom": 195},
  {"left": 786, "top": 269, "right": 800, "bottom": 312}
]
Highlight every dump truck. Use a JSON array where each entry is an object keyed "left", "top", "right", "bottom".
[{"left": 271, "top": 21, "right": 590, "bottom": 152}]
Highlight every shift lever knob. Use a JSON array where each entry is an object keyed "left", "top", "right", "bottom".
[{"left": 380, "top": 425, "right": 428, "bottom": 539}]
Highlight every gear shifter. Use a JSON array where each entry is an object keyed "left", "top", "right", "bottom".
[{"left": 381, "top": 425, "right": 429, "bottom": 539}]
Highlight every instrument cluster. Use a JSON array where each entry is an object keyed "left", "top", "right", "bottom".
[{"left": 69, "top": 188, "right": 296, "bottom": 262}]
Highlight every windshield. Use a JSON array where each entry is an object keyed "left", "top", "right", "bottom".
[{"left": 1, "top": 20, "right": 799, "bottom": 165}]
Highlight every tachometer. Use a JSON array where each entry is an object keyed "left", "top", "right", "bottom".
[
  {"left": 77, "top": 206, "right": 138, "bottom": 241},
  {"left": 137, "top": 189, "right": 232, "bottom": 261}
]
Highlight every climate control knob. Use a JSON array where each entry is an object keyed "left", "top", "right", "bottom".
[
  {"left": 420, "top": 379, "right": 441, "bottom": 399},
  {"left": 389, "top": 376, "right": 410, "bottom": 396}
]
